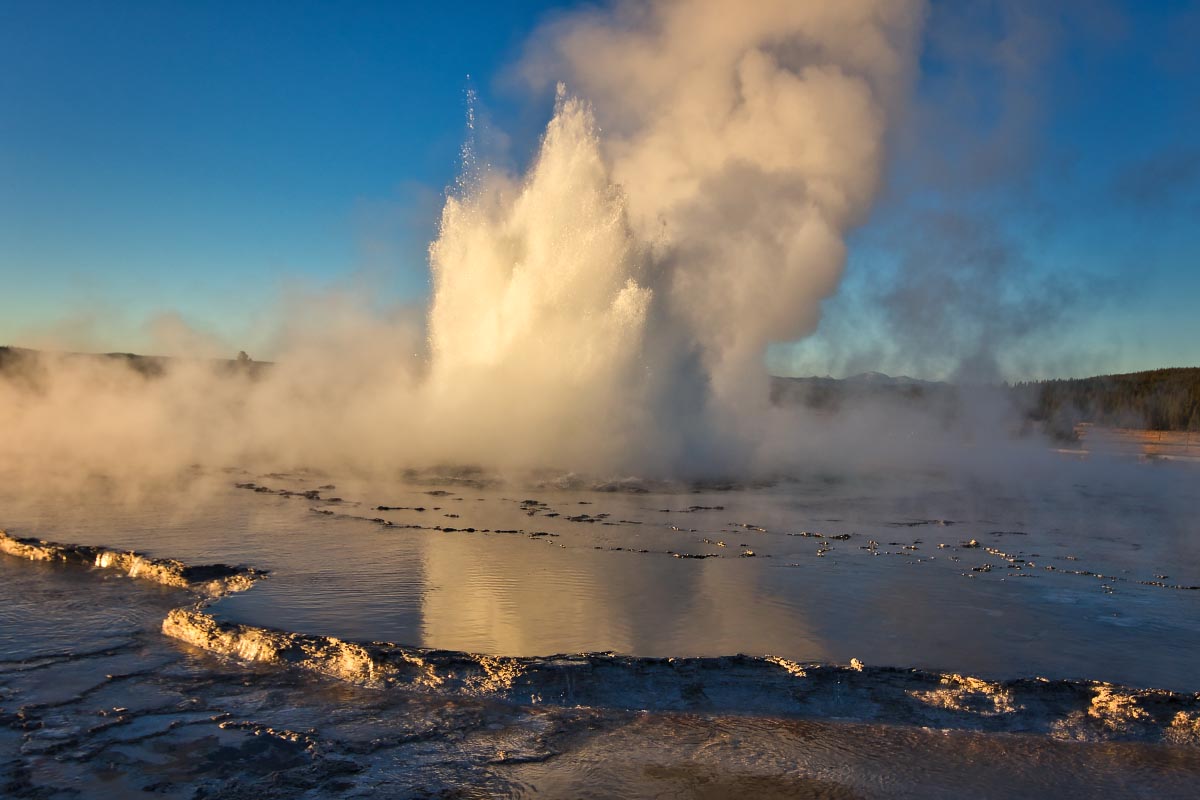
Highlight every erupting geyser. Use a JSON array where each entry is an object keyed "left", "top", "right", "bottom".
[
  {"left": 0, "top": 0, "right": 926, "bottom": 483},
  {"left": 423, "top": 0, "right": 925, "bottom": 473}
]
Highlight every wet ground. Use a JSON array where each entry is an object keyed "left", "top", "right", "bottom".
[{"left": 4, "top": 554, "right": 1200, "bottom": 798}]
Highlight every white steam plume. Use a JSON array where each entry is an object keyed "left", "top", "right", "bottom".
[
  {"left": 425, "top": 0, "right": 927, "bottom": 472},
  {"left": 1, "top": 0, "right": 928, "bottom": 486}
]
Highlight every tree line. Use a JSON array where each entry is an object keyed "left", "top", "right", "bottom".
[{"left": 1011, "top": 368, "right": 1200, "bottom": 433}]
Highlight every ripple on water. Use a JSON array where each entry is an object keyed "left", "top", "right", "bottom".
[
  {"left": 0, "top": 554, "right": 184, "bottom": 659},
  {"left": 505, "top": 713, "right": 1200, "bottom": 800}
]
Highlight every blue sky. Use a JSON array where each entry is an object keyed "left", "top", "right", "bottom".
[{"left": 2, "top": 0, "right": 1197, "bottom": 378}]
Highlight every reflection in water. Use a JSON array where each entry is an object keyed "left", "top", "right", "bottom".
[
  {"left": 0, "top": 463, "right": 1197, "bottom": 691},
  {"left": 419, "top": 532, "right": 827, "bottom": 659},
  {"left": 6, "top": 557, "right": 1200, "bottom": 799}
]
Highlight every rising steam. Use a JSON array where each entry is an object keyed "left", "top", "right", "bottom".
[
  {"left": 1, "top": 0, "right": 929, "bottom": 486},
  {"left": 427, "top": 0, "right": 926, "bottom": 472}
]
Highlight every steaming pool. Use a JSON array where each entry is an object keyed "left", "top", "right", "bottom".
[{"left": 3, "top": 461, "right": 1200, "bottom": 797}]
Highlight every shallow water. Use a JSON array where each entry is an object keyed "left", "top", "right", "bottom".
[
  {"left": 2, "top": 461, "right": 1198, "bottom": 691},
  {"left": 3, "top": 554, "right": 1200, "bottom": 797},
  {"left": 506, "top": 713, "right": 1200, "bottom": 799}
]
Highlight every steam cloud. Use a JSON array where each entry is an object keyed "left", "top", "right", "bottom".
[
  {"left": 3, "top": 0, "right": 934, "bottom": 487},
  {"left": 428, "top": 0, "right": 926, "bottom": 473}
]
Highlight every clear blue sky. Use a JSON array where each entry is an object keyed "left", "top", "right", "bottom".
[{"left": 2, "top": 0, "right": 1197, "bottom": 378}]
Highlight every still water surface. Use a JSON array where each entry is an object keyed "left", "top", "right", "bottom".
[{"left": 2, "top": 460, "right": 1197, "bottom": 691}]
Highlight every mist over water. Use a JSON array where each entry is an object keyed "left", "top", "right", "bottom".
[
  {"left": 5, "top": 6, "right": 1200, "bottom": 798},
  {"left": 0, "top": 0, "right": 1051, "bottom": 488}
]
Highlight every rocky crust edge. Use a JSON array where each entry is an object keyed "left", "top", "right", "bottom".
[
  {"left": 162, "top": 606, "right": 1200, "bottom": 745},
  {"left": 0, "top": 529, "right": 265, "bottom": 597},
  {"left": 5, "top": 527, "right": 1199, "bottom": 745}
]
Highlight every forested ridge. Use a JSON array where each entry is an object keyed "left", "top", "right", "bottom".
[
  {"left": 1013, "top": 368, "right": 1200, "bottom": 432},
  {"left": 774, "top": 367, "right": 1200, "bottom": 434}
]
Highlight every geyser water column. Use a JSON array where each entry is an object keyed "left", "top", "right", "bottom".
[
  {"left": 423, "top": 0, "right": 926, "bottom": 475},
  {"left": 424, "top": 93, "right": 659, "bottom": 472}
]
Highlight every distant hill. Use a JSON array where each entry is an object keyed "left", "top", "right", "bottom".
[
  {"left": 774, "top": 367, "right": 1200, "bottom": 434},
  {"left": 770, "top": 372, "right": 951, "bottom": 411},
  {"left": 5, "top": 346, "right": 1197, "bottom": 433},
  {"left": 843, "top": 371, "right": 936, "bottom": 387},
  {"left": 0, "top": 346, "right": 268, "bottom": 380}
]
